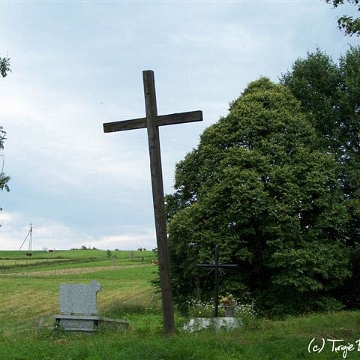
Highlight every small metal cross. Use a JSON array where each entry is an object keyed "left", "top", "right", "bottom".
[{"left": 197, "top": 244, "right": 238, "bottom": 317}]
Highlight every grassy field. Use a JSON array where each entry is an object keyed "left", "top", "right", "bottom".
[{"left": 1, "top": 249, "right": 360, "bottom": 359}]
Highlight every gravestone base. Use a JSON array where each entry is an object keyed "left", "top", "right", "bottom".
[
  {"left": 52, "top": 280, "right": 129, "bottom": 332},
  {"left": 53, "top": 314, "right": 129, "bottom": 332},
  {"left": 183, "top": 317, "right": 242, "bottom": 332}
]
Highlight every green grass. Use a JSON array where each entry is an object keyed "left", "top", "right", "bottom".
[
  {"left": 1, "top": 311, "right": 360, "bottom": 359},
  {"left": 0, "top": 249, "right": 155, "bottom": 273},
  {"left": 0, "top": 249, "right": 156, "bottom": 264},
  {"left": 1, "top": 249, "right": 360, "bottom": 359}
]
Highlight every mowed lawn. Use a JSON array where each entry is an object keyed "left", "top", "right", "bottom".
[
  {"left": 0, "top": 250, "right": 158, "bottom": 331},
  {"left": 2, "top": 250, "right": 360, "bottom": 359}
]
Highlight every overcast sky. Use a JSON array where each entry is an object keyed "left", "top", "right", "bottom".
[{"left": 0, "top": 0, "right": 358, "bottom": 251}]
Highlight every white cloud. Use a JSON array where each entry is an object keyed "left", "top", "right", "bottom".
[
  {"left": 0, "top": 211, "right": 78, "bottom": 250},
  {"left": 89, "top": 227, "right": 157, "bottom": 251},
  {"left": 1, "top": 1, "right": 359, "bottom": 251},
  {"left": 0, "top": 210, "right": 157, "bottom": 251}
]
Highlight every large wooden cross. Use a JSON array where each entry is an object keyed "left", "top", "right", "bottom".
[
  {"left": 103, "top": 70, "right": 203, "bottom": 335},
  {"left": 197, "top": 244, "right": 238, "bottom": 317}
]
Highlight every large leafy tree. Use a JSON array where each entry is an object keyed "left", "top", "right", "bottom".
[
  {"left": 280, "top": 49, "right": 342, "bottom": 152},
  {"left": 167, "top": 78, "right": 349, "bottom": 317},
  {"left": 325, "top": 0, "right": 360, "bottom": 36},
  {"left": 281, "top": 47, "right": 360, "bottom": 307},
  {"left": 281, "top": 48, "right": 360, "bottom": 245}
]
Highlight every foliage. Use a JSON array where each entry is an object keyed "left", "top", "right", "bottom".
[
  {"left": 0, "top": 126, "right": 10, "bottom": 194},
  {"left": 0, "top": 57, "right": 11, "bottom": 78},
  {"left": 325, "top": 0, "right": 360, "bottom": 36},
  {"left": 166, "top": 78, "right": 350, "bottom": 317},
  {"left": 219, "top": 293, "right": 237, "bottom": 306},
  {"left": 0, "top": 126, "right": 10, "bottom": 222},
  {"left": 0, "top": 57, "right": 11, "bottom": 219},
  {"left": 280, "top": 48, "right": 342, "bottom": 151},
  {"left": 281, "top": 47, "right": 360, "bottom": 307}
]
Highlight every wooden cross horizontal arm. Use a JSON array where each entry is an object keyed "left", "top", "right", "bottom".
[
  {"left": 103, "top": 110, "right": 203, "bottom": 133},
  {"left": 102, "top": 70, "right": 203, "bottom": 334}
]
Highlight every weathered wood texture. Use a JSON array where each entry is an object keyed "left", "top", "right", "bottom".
[
  {"left": 143, "top": 71, "right": 175, "bottom": 335},
  {"left": 103, "top": 70, "right": 203, "bottom": 335},
  {"left": 103, "top": 110, "right": 202, "bottom": 133}
]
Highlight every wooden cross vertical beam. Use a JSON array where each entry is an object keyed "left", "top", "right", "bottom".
[
  {"left": 143, "top": 71, "right": 174, "bottom": 335},
  {"left": 103, "top": 70, "right": 203, "bottom": 335}
]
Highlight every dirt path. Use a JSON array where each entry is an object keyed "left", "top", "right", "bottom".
[{"left": 0, "top": 264, "right": 149, "bottom": 277}]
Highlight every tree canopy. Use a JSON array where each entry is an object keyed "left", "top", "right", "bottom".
[
  {"left": 281, "top": 46, "right": 360, "bottom": 308},
  {"left": 281, "top": 47, "right": 360, "bottom": 243},
  {"left": 325, "top": 0, "right": 360, "bottom": 36},
  {"left": 166, "top": 78, "right": 350, "bottom": 317}
]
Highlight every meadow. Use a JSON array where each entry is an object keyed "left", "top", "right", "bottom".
[{"left": 1, "top": 249, "right": 360, "bottom": 359}]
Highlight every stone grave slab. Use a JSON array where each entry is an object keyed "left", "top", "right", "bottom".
[
  {"left": 53, "top": 280, "right": 129, "bottom": 332},
  {"left": 59, "top": 280, "right": 101, "bottom": 315}
]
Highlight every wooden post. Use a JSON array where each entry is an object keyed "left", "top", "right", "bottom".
[
  {"left": 103, "top": 70, "right": 203, "bottom": 335},
  {"left": 143, "top": 71, "right": 175, "bottom": 335}
]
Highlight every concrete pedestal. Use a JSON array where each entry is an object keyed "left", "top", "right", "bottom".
[{"left": 53, "top": 314, "right": 129, "bottom": 332}]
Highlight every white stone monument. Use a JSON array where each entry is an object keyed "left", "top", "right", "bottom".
[
  {"left": 59, "top": 280, "right": 101, "bottom": 315},
  {"left": 53, "top": 280, "right": 128, "bottom": 332}
]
